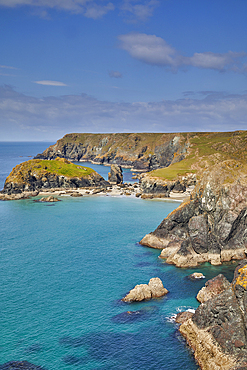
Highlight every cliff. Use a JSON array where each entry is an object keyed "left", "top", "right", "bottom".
[
  {"left": 179, "top": 261, "right": 247, "bottom": 370},
  {"left": 34, "top": 132, "right": 189, "bottom": 170},
  {"left": 1, "top": 157, "right": 108, "bottom": 195},
  {"left": 140, "top": 131, "right": 247, "bottom": 267}
]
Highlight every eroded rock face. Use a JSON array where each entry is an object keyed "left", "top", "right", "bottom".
[
  {"left": 108, "top": 164, "right": 123, "bottom": 184},
  {"left": 34, "top": 133, "right": 188, "bottom": 171},
  {"left": 196, "top": 274, "right": 231, "bottom": 303},
  {"left": 179, "top": 261, "right": 247, "bottom": 370},
  {"left": 122, "top": 277, "right": 168, "bottom": 302},
  {"left": 140, "top": 163, "right": 247, "bottom": 267}
]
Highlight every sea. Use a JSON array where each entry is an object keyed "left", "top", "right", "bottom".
[{"left": 0, "top": 142, "right": 238, "bottom": 370}]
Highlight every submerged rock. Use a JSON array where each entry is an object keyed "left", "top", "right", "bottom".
[
  {"left": 0, "top": 361, "right": 45, "bottom": 370},
  {"left": 38, "top": 196, "right": 60, "bottom": 202},
  {"left": 179, "top": 261, "right": 247, "bottom": 369},
  {"left": 122, "top": 277, "right": 168, "bottom": 302}
]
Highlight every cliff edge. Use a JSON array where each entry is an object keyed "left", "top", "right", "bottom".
[
  {"left": 140, "top": 131, "right": 247, "bottom": 267},
  {"left": 179, "top": 261, "right": 247, "bottom": 370}
]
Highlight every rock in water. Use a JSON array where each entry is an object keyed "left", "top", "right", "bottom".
[
  {"left": 0, "top": 361, "right": 46, "bottom": 369},
  {"left": 179, "top": 260, "right": 247, "bottom": 370},
  {"left": 122, "top": 277, "right": 168, "bottom": 302},
  {"left": 108, "top": 164, "right": 123, "bottom": 184},
  {"left": 188, "top": 272, "right": 205, "bottom": 280}
]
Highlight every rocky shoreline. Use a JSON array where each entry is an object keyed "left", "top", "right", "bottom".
[{"left": 177, "top": 261, "right": 247, "bottom": 370}]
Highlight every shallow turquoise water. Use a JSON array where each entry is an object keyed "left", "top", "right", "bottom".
[{"left": 0, "top": 143, "right": 237, "bottom": 369}]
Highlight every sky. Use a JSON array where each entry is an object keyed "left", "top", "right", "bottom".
[{"left": 0, "top": 0, "right": 247, "bottom": 141}]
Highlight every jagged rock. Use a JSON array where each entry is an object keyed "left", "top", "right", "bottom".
[
  {"left": 122, "top": 277, "right": 168, "bottom": 302},
  {"left": 108, "top": 164, "right": 123, "bottom": 184},
  {"left": 140, "top": 162, "right": 247, "bottom": 267},
  {"left": 175, "top": 311, "right": 194, "bottom": 324},
  {"left": 179, "top": 261, "right": 247, "bottom": 369},
  {"left": 196, "top": 274, "right": 231, "bottom": 303}
]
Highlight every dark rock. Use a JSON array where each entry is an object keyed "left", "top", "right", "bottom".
[
  {"left": 0, "top": 361, "right": 45, "bottom": 370},
  {"left": 141, "top": 177, "right": 247, "bottom": 267},
  {"left": 108, "top": 164, "right": 123, "bottom": 184},
  {"left": 179, "top": 262, "right": 247, "bottom": 369}
]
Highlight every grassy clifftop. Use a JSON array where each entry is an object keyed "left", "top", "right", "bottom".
[
  {"left": 148, "top": 130, "right": 247, "bottom": 182},
  {"left": 5, "top": 158, "right": 95, "bottom": 185}
]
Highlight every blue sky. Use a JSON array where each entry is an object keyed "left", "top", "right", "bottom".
[{"left": 0, "top": 0, "right": 247, "bottom": 141}]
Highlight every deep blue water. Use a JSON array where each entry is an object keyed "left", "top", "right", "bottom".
[{"left": 0, "top": 143, "right": 238, "bottom": 369}]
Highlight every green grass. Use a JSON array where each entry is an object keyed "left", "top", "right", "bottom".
[{"left": 6, "top": 158, "right": 95, "bottom": 184}]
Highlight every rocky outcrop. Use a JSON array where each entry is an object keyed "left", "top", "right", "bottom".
[
  {"left": 37, "top": 196, "right": 60, "bottom": 202},
  {"left": 1, "top": 158, "right": 109, "bottom": 196},
  {"left": 188, "top": 272, "right": 205, "bottom": 280},
  {"left": 140, "top": 160, "right": 247, "bottom": 267},
  {"left": 196, "top": 274, "right": 231, "bottom": 303},
  {"left": 122, "top": 277, "right": 168, "bottom": 302},
  {"left": 139, "top": 173, "right": 195, "bottom": 196},
  {"left": 175, "top": 311, "right": 194, "bottom": 324},
  {"left": 34, "top": 133, "right": 189, "bottom": 171},
  {"left": 108, "top": 164, "right": 123, "bottom": 184},
  {"left": 179, "top": 261, "right": 247, "bottom": 370}
]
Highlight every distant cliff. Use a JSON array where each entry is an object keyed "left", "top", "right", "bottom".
[{"left": 34, "top": 132, "right": 189, "bottom": 170}]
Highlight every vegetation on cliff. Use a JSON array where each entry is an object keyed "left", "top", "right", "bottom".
[
  {"left": 5, "top": 157, "right": 94, "bottom": 185},
  {"left": 148, "top": 130, "right": 247, "bottom": 181},
  {"left": 2, "top": 158, "right": 108, "bottom": 195}
]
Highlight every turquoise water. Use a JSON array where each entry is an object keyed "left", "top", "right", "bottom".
[{"left": 0, "top": 143, "right": 237, "bottom": 369}]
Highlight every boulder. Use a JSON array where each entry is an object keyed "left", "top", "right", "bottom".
[
  {"left": 188, "top": 272, "right": 205, "bottom": 280},
  {"left": 122, "top": 277, "right": 168, "bottom": 302},
  {"left": 108, "top": 164, "right": 123, "bottom": 184}
]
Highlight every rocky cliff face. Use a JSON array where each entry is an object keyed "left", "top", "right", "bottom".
[
  {"left": 108, "top": 164, "right": 123, "bottom": 184},
  {"left": 35, "top": 133, "right": 189, "bottom": 171},
  {"left": 179, "top": 261, "right": 247, "bottom": 370},
  {"left": 1, "top": 158, "right": 108, "bottom": 195},
  {"left": 140, "top": 160, "right": 247, "bottom": 267}
]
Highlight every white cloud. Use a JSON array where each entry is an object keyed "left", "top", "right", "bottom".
[
  {"left": 34, "top": 80, "right": 67, "bottom": 86},
  {"left": 0, "top": 0, "right": 115, "bottom": 18},
  {"left": 118, "top": 33, "right": 247, "bottom": 72},
  {"left": 118, "top": 33, "right": 179, "bottom": 68},
  {"left": 0, "top": 64, "right": 18, "bottom": 69},
  {"left": 121, "top": 0, "right": 159, "bottom": 22},
  {"left": 109, "top": 70, "right": 122, "bottom": 78},
  {"left": 0, "top": 85, "right": 246, "bottom": 141}
]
